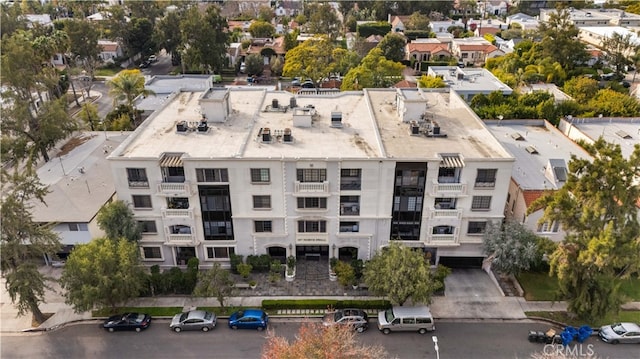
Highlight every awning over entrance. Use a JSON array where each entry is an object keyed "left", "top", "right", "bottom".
[
  {"left": 440, "top": 154, "right": 464, "bottom": 168},
  {"left": 160, "top": 154, "right": 183, "bottom": 167}
]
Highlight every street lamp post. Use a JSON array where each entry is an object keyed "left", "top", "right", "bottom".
[{"left": 432, "top": 336, "right": 440, "bottom": 359}]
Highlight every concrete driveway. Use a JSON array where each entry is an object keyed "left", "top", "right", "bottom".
[{"left": 444, "top": 268, "right": 502, "bottom": 298}]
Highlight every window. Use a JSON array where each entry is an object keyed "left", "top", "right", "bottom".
[
  {"left": 68, "top": 223, "right": 89, "bottom": 231},
  {"left": 253, "top": 195, "right": 271, "bottom": 209},
  {"left": 340, "top": 196, "right": 360, "bottom": 215},
  {"left": 142, "top": 247, "right": 162, "bottom": 259},
  {"left": 340, "top": 169, "right": 361, "bottom": 190},
  {"left": 298, "top": 220, "right": 327, "bottom": 233},
  {"left": 297, "top": 197, "right": 327, "bottom": 209},
  {"left": 169, "top": 225, "right": 191, "bottom": 234},
  {"left": 537, "top": 221, "right": 560, "bottom": 233},
  {"left": 138, "top": 220, "right": 157, "bottom": 233},
  {"left": 132, "top": 195, "right": 152, "bottom": 209},
  {"left": 339, "top": 221, "right": 359, "bottom": 233},
  {"left": 196, "top": 168, "right": 229, "bottom": 182},
  {"left": 475, "top": 169, "right": 497, "bottom": 188},
  {"left": 471, "top": 196, "right": 491, "bottom": 210},
  {"left": 254, "top": 220, "right": 272, "bottom": 233},
  {"left": 296, "top": 169, "right": 326, "bottom": 182},
  {"left": 468, "top": 221, "right": 487, "bottom": 234},
  {"left": 434, "top": 198, "right": 455, "bottom": 209},
  {"left": 250, "top": 168, "right": 270, "bottom": 183},
  {"left": 205, "top": 246, "right": 235, "bottom": 260},
  {"left": 127, "top": 168, "right": 148, "bottom": 188},
  {"left": 203, "top": 221, "right": 233, "bottom": 239}
]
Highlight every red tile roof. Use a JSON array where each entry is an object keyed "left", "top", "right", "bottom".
[
  {"left": 406, "top": 43, "right": 450, "bottom": 54},
  {"left": 393, "top": 80, "right": 417, "bottom": 88},
  {"left": 523, "top": 189, "right": 549, "bottom": 209}
]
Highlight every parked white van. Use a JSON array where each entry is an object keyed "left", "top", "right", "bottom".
[{"left": 377, "top": 306, "right": 435, "bottom": 334}]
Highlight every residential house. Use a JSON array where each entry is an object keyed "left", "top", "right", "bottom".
[
  {"left": 578, "top": 27, "right": 640, "bottom": 56},
  {"left": 406, "top": 41, "right": 451, "bottom": 63},
  {"left": 518, "top": 84, "right": 572, "bottom": 103},
  {"left": 388, "top": 15, "right": 411, "bottom": 33},
  {"left": 480, "top": 0, "right": 509, "bottom": 16},
  {"left": 98, "top": 40, "right": 124, "bottom": 63},
  {"left": 30, "top": 132, "right": 129, "bottom": 263},
  {"left": 275, "top": 0, "right": 303, "bottom": 17},
  {"left": 498, "top": 38, "right": 524, "bottom": 54},
  {"left": 558, "top": 116, "right": 640, "bottom": 160},
  {"left": 485, "top": 120, "right": 592, "bottom": 242},
  {"left": 108, "top": 87, "right": 514, "bottom": 269},
  {"left": 451, "top": 37, "right": 504, "bottom": 66},
  {"left": 541, "top": 7, "right": 640, "bottom": 28},
  {"left": 427, "top": 66, "right": 513, "bottom": 101},
  {"left": 227, "top": 43, "right": 242, "bottom": 68},
  {"left": 506, "top": 13, "right": 540, "bottom": 31},
  {"left": 244, "top": 37, "right": 286, "bottom": 67}
]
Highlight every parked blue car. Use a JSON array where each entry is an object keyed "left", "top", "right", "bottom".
[{"left": 228, "top": 309, "right": 269, "bottom": 331}]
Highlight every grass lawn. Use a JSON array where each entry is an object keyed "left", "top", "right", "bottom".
[
  {"left": 526, "top": 310, "right": 640, "bottom": 328},
  {"left": 94, "top": 67, "right": 122, "bottom": 77},
  {"left": 92, "top": 306, "right": 183, "bottom": 317},
  {"left": 517, "top": 272, "right": 640, "bottom": 302}
]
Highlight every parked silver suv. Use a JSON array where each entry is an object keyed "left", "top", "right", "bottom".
[{"left": 322, "top": 308, "right": 369, "bottom": 333}]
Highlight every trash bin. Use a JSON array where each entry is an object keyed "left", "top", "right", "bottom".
[
  {"left": 528, "top": 330, "right": 538, "bottom": 343},
  {"left": 561, "top": 326, "right": 578, "bottom": 346},
  {"left": 577, "top": 325, "right": 593, "bottom": 343}
]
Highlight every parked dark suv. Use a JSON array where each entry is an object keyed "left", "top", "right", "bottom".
[{"left": 322, "top": 308, "right": 369, "bottom": 333}]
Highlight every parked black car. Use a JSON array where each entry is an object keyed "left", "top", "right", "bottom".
[{"left": 103, "top": 313, "right": 151, "bottom": 332}]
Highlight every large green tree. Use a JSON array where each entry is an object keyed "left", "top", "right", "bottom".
[
  {"left": 179, "top": 5, "right": 229, "bottom": 74},
  {"left": 377, "top": 33, "right": 406, "bottom": 63},
  {"left": 482, "top": 221, "right": 540, "bottom": 276},
  {"left": 153, "top": 9, "right": 183, "bottom": 56},
  {"left": 282, "top": 36, "right": 336, "bottom": 87},
  {"left": 97, "top": 200, "right": 142, "bottom": 242},
  {"left": 248, "top": 20, "right": 275, "bottom": 38},
  {"left": 123, "top": 17, "right": 155, "bottom": 57},
  {"left": 363, "top": 242, "right": 440, "bottom": 306},
  {"left": 60, "top": 237, "right": 145, "bottom": 312},
  {"left": 1, "top": 30, "right": 77, "bottom": 163},
  {"left": 57, "top": 19, "right": 101, "bottom": 98},
  {"left": 106, "top": 69, "right": 153, "bottom": 126},
  {"left": 601, "top": 32, "right": 639, "bottom": 75},
  {"left": 341, "top": 47, "right": 404, "bottom": 90},
  {"left": 305, "top": 2, "right": 341, "bottom": 39},
  {"left": 536, "top": 8, "right": 588, "bottom": 71},
  {"left": 531, "top": 139, "right": 640, "bottom": 321},
  {"left": 0, "top": 169, "right": 61, "bottom": 324}
]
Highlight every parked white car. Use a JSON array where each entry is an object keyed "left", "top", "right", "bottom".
[{"left": 599, "top": 322, "right": 640, "bottom": 344}]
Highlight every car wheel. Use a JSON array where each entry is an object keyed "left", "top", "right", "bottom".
[
  {"left": 382, "top": 328, "right": 391, "bottom": 335},
  {"left": 419, "top": 328, "right": 427, "bottom": 334},
  {"left": 257, "top": 326, "right": 264, "bottom": 332},
  {"left": 356, "top": 326, "right": 365, "bottom": 333},
  {"left": 231, "top": 325, "right": 238, "bottom": 330},
  {"left": 202, "top": 326, "right": 209, "bottom": 332},
  {"left": 174, "top": 327, "right": 182, "bottom": 333},
  {"left": 135, "top": 327, "right": 141, "bottom": 332},
  {"left": 611, "top": 340, "right": 619, "bottom": 345},
  {"left": 108, "top": 328, "right": 114, "bottom": 333}
]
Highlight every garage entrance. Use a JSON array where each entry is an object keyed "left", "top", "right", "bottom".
[
  {"left": 438, "top": 256, "right": 484, "bottom": 268},
  {"left": 296, "top": 245, "right": 329, "bottom": 261}
]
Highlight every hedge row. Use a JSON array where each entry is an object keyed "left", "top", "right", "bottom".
[{"left": 262, "top": 299, "right": 391, "bottom": 311}]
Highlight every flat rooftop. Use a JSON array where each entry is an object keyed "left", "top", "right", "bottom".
[
  {"left": 113, "top": 88, "right": 512, "bottom": 162},
  {"left": 428, "top": 66, "right": 513, "bottom": 95},
  {"left": 564, "top": 117, "right": 640, "bottom": 159},
  {"left": 32, "top": 132, "right": 128, "bottom": 222},
  {"left": 486, "top": 120, "right": 591, "bottom": 190}
]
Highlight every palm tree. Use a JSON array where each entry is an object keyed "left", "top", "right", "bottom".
[{"left": 106, "top": 69, "right": 154, "bottom": 127}]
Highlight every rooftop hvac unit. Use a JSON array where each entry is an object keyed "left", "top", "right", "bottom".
[
  {"left": 410, "top": 120, "right": 420, "bottom": 135},
  {"left": 283, "top": 128, "right": 293, "bottom": 143},
  {"left": 272, "top": 99, "right": 279, "bottom": 109},
  {"left": 197, "top": 120, "right": 208, "bottom": 132},
  {"left": 331, "top": 111, "right": 343, "bottom": 128},
  {"left": 289, "top": 97, "right": 297, "bottom": 109},
  {"left": 176, "top": 121, "right": 188, "bottom": 132},
  {"left": 262, "top": 127, "right": 271, "bottom": 142}
]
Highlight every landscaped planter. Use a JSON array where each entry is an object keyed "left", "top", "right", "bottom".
[{"left": 285, "top": 267, "right": 296, "bottom": 282}]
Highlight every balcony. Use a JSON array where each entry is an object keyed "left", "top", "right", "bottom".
[
  {"left": 165, "top": 233, "right": 197, "bottom": 245},
  {"left": 430, "top": 180, "right": 467, "bottom": 196},
  {"left": 340, "top": 204, "right": 360, "bottom": 216},
  {"left": 428, "top": 234, "right": 458, "bottom": 244},
  {"left": 429, "top": 209, "right": 462, "bottom": 219},
  {"left": 161, "top": 208, "right": 194, "bottom": 218},
  {"left": 296, "top": 233, "right": 329, "bottom": 245},
  {"left": 157, "top": 181, "right": 191, "bottom": 196},
  {"left": 128, "top": 180, "right": 149, "bottom": 188},
  {"left": 295, "top": 181, "right": 329, "bottom": 194}
]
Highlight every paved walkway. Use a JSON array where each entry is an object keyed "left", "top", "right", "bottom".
[{"left": 1, "top": 265, "right": 638, "bottom": 334}]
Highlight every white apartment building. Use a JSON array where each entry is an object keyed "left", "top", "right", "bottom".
[{"left": 108, "top": 87, "right": 514, "bottom": 269}]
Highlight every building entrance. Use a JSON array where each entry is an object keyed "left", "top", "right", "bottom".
[{"left": 296, "top": 245, "right": 329, "bottom": 261}]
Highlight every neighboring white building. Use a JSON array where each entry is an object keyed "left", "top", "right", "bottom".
[
  {"left": 578, "top": 26, "right": 640, "bottom": 56},
  {"left": 30, "top": 132, "right": 129, "bottom": 262},
  {"left": 135, "top": 75, "right": 216, "bottom": 120},
  {"left": 519, "top": 84, "right": 572, "bottom": 103},
  {"left": 485, "top": 120, "right": 592, "bottom": 242},
  {"left": 450, "top": 37, "right": 504, "bottom": 66},
  {"left": 540, "top": 7, "right": 640, "bottom": 28},
  {"left": 98, "top": 40, "right": 124, "bottom": 63},
  {"left": 427, "top": 66, "right": 513, "bottom": 101},
  {"left": 506, "top": 13, "right": 540, "bottom": 31},
  {"left": 558, "top": 116, "right": 640, "bottom": 160},
  {"left": 108, "top": 87, "right": 514, "bottom": 269}
]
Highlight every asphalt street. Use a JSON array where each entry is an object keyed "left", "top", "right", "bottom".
[{"left": 1, "top": 321, "right": 637, "bottom": 359}]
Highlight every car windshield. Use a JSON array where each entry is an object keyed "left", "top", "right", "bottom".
[
  {"left": 384, "top": 309, "right": 394, "bottom": 323},
  {"left": 611, "top": 323, "right": 627, "bottom": 335},
  {"left": 134, "top": 313, "right": 145, "bottom": 322},
  {"left": 179, "top": 313, "right": 188, "bottom": 322},
  {"left": 204, "top": 312, "right": 212, "bottom": 321},
  {"left": 334, "top": 312, "right": 344, "bottom": 322}
]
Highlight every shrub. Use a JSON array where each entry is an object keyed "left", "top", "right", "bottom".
[
  {"left": 335, "top": 261, "right": 355, "bottom": 287},
  {"left": 262, "top": 299, "right": 391, "bottom": 311},
  {"left": 237, "top": 263, "right": 253, "bottom": 279},
  {"left": 185, "top": 257, "right": 200, "bottom": 293},
  {"left": 247, "top": 254, "right": 272, "bottom": 272},
  {"left": 351, "top": 259, "right": 364, "bottom": 280},
  {"left": 287, "top": 255, "right": 296, "bottom": 269},
  {"left": 330, "top": 257, "right": 338, "bottom": 272},
  {"left": 230, "top": 254, "right": 244, "bottom": 274}
]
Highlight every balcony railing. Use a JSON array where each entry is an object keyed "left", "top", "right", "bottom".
[
  {"left": 165, "top": 233, "right": 197, "bottom": 244},
  {"left": 429, "top": 234, "right": 458, "bottom": 243},
  {"left": 157, "top": 181, "right": 191, "bottom": 195},
  {"left": 429, "top": 209, "right": 462, "bottom": 219},
  {"left": 161, "top": 208, "right": 193, "bottom": 218},
  {"left": 430, "top": 180, "right": 467, "bottom": 195},
  {"left": 340, "top": 205, "right": 360, "bottom": 216},
  {"left": 128, "top": 180, "right": 149, "bottom": 188},
  {"left": 295, "top": 181, "right": 329, "bottom": 194}
]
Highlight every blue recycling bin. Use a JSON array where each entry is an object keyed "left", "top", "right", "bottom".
[
  {"left": 577, "top": 325, "right": 592, "bottom": 343},
  {"left": 561, "top": 326, "right": 578, "bottom": 346}
]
